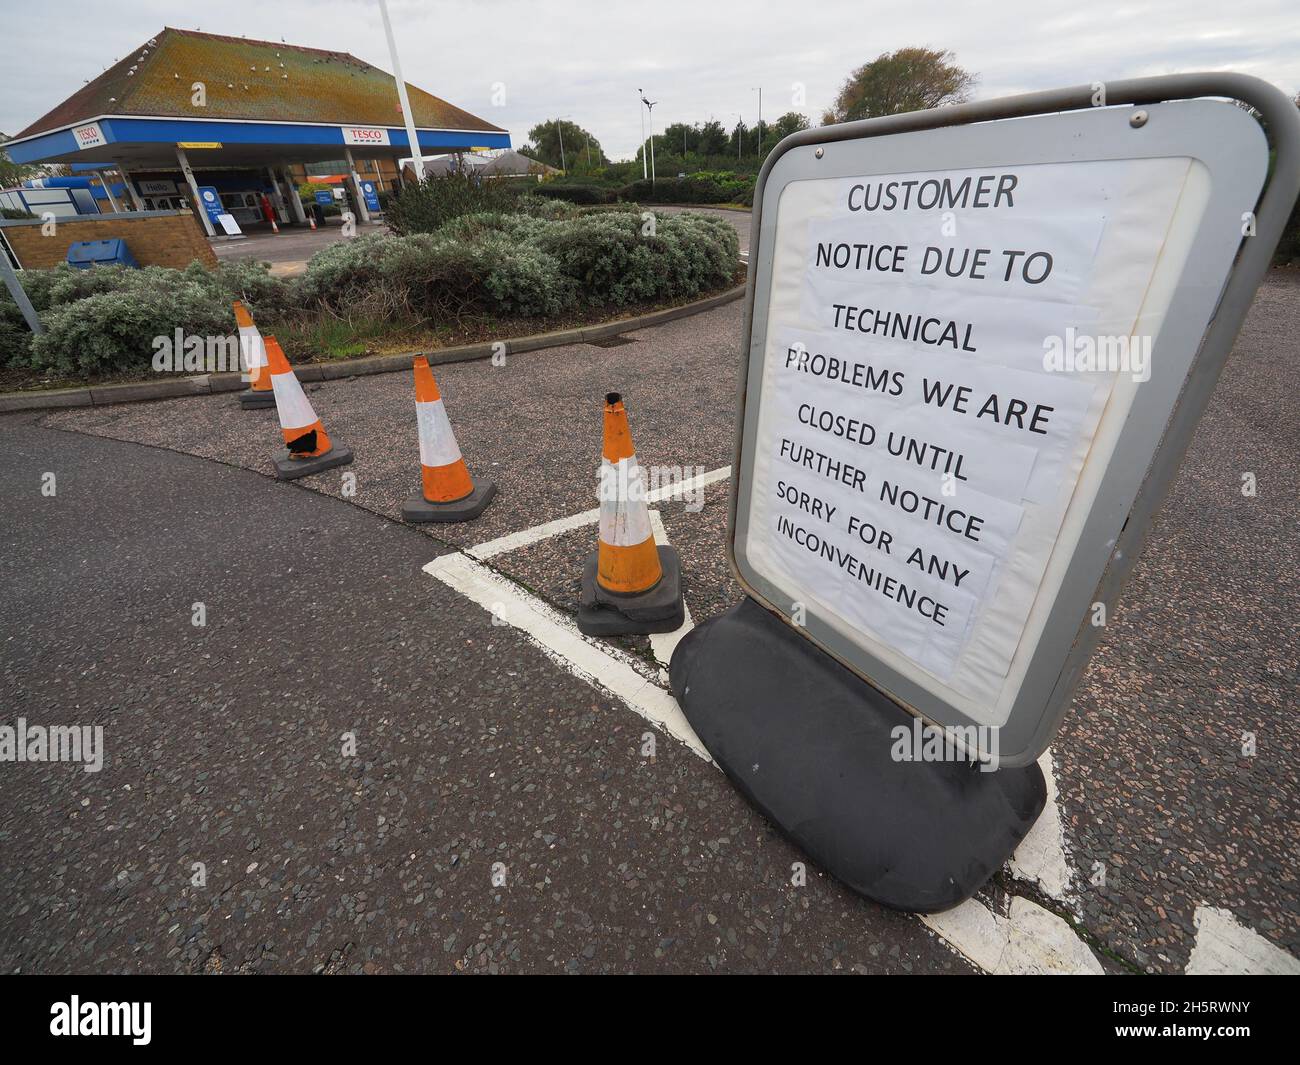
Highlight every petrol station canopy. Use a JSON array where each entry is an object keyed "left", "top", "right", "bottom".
[{"left": 2, "top": 27, "right": 510, "bottom": 171}]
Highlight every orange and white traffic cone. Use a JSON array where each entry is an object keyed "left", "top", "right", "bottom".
[
  {"left": 308, "top": 213, "right": 317, "bottom": 231},
  {"left": 577, "top": 392, "right": 683, "bottom": 636},
  {"left": 265, "top": 335, "right": 353, "bottom": 480},
  {"left": 401, "top": 355, "right": 496, "bottom": 522},
  {"left": 233, "top": 301, "right": 276, "bottom": 409}
]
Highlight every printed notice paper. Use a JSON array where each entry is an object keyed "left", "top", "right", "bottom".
[{"left": 743, "top": 156, "right": 1192, "bottom": 716}]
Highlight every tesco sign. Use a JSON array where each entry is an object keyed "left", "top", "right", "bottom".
[
  {"left": 341, "top": 126, "right": 391, "bottom": 146},
  {"left": 72, "top": 122, "right": 107, "bottom": 150}
]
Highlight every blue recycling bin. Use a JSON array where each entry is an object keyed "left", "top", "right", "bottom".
[{"left": 66, "top": 238, "right": 139, "bottom": 269}]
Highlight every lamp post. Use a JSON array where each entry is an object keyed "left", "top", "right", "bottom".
[
  {"left": 556, "top": 119, "right": 567, "bottom": 172},
  {"left": 642, "top": 97, "right": 657, "bottom": 186},
  {"left": 377, "top": 0, "right": 423, "bottom": 183},
  {"left": 753, "top": 86, "right": 763, "bottom": 155},
  {"left": 734, "top": 113, "right": 743, "bottom": 162},
  {"left": 637, "top": 89, "right": 647, "bottom": 180}
]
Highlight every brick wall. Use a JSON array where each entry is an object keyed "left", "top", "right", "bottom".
[{"left": 0, "top": 211, "right": 218, "bottom": 270}]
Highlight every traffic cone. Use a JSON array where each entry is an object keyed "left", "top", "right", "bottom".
[
  {"left": 577, "top": 392, "right": 683, "bottom": 636},
  {"left": 308, "top": 213, "right": 317, "bottom": 231},
  {"left": 270, "top": 217, "right": 280, "bottom": 234},
  {"left": 265, "top": 335, "right": 353, "bottom": 480},
  {"left": 233, "top": 301, "right": 275, "bottom": 409},
  {"left": 401, "top": 355, "right": 496, "bottom": 522}
]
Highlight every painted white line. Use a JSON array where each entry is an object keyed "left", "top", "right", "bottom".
[
  {"left": 924, "top": 896, "right": 1104, "bottom": 975},
  {"left": 1007, "top": 749, "right": 1074, "bottom": 903},
  {"left": 1186, "top": 906, "right": 1300, "bottom": 974},
  {"left": 470, "top": 465, "right": 732, "bottom": 561},
  {"left": 424, "top": 465, "right": 1108, "bottom": 975},
  {"left": 646, "top": 509, "right": 695, "bottom": 676},
  {"left": 424, "top": 551, "right": 711, "bottom": 761}
]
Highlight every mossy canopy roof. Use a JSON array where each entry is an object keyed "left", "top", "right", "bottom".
[{"left": 16, "top": 27, "right": 504, "bottom": 140}]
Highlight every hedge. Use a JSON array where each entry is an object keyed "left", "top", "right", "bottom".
[{"left": 0, "top": 205, "right": 739, "bottom": 377}]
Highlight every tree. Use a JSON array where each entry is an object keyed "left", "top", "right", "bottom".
[
  {"left": 661, "top": 122, "right": 694, "bottom": 158},
  {"left": 821, "top": 47, "right": 976, "bottom": 125},
  {"left": 527, "top": 119, "right": 605, "bottom": 171},
  {"left": 697, "top": 120, "right": 728, "bottom": 156}
]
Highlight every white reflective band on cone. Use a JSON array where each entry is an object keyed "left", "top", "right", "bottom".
[
  {"left": 271, "top": 372, "right": 318, "bottom": 430},
  {"left": 416, "top": 399, "right": 463, "bottom": 468},
  {"left": 239, "top": 326, "right": 266, "bottom": 370},
  {"left": 599, "top": 456, "right": 653, "bottom": 546}
]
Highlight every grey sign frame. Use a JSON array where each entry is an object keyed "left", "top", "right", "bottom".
[{"left": 727, "top": 74, "right": 1300, "bottom": 768}]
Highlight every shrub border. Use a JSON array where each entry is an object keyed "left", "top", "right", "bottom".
[{"left": 0, "top": 281, "right": 745, "bottom": 412}]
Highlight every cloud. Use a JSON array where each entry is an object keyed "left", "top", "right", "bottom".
[{"left": 3, "top": 0, "right": 1297, "bottom": 159}]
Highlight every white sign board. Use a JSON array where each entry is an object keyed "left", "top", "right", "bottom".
[
  {"left": 137, "top": 179, "right": 179, "bottom": 195},
  {"left": 341, "top": 126, "right": 391, "bottom": 147},
  {"left": 732, "top": 98, "right": 1273, "bottom": 765},
  {"left": 71, "top": 122, "right": 106, "bottom": 150}
]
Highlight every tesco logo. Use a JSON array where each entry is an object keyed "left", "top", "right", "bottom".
[
  {"left": 342, "top": 127, "right": 390, "bottom": 146},
  {"left": 73, "top": 123, "right": 106, "bottom": 149}
]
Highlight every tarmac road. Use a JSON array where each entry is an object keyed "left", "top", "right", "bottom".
[
  {"left": 0, "top": 417, "right": 971, "bottom": 974},
  {"left": 2, "top": 211, "right": 1296, "bottom": 973}
]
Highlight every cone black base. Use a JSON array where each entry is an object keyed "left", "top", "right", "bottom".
[
  {"left": 402, "top": 481, "right": 497, "bottom": 523},
  {"left": 577, "top": 546, "right": 684, "bottom": 636},
  {"left": 238, "top": 390, "right": 277, "bottom": 409},
  {"left": 668, "top": 597, "right": 1046, "bottom": 913},
  {"left": 272, "top": 445, "right": 354, "bottom": 480}
]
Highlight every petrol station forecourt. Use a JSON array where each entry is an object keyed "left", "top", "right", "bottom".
[{"left": 0, "top": 17, "right": 1298, "bottom": 983}]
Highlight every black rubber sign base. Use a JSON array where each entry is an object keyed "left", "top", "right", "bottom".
[{"left": 669, "top": 598, "right": 1046, "bottom": 913}]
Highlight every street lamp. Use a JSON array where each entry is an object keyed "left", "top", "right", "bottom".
[
  {"left": 734, "top": 113, "right": 743, "bottom": 162},
  {"left": 377, "top": 0, "right": 423, "bottom": 184},
  {"left": 752, "top": 87, "right": 763, "bottom": 155},
  {"left": 641, "top": 96, "right": 658, "bottom": 186},
  {"left": 637, "top": 89, "right": 647, "bottom": 180}
]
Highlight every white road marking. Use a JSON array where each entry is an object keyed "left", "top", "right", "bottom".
[
  {"left": 1007, "top": 749, "right": 1074, "bottom": 903},
  {"left": 1185, "top": 906, "right": 1300, "bottom": 974},
  {"left": 424, "top": 551, "right": 710, "bottom": 761},
  {"left": 646, "top": 509, "right": 695, "bottom": 676},
  {"left": 470, "top": 465, "right": 731, "bottom": 560},
  {"left": 924, "top": 897, "right": 1104, "bottom": 975},
  {"left": 423, "top": 470, "right": 1110, "bottom": 975}
]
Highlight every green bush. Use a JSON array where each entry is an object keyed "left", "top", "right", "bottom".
[
  {"left": 0, "top": 259, "right": 288, "bottom": 373},
  {"left": 384, "top": 172, "right": 522, "bottom": 235},
  {"left": 618, "top": 172, "right": 755, "bottom": 205},
  {"left": 1, "top": 199, "right": 739, "bottom": 377},
  {"left": 29, "top": 277, "right": 232, "bottom": 376},
  {"left": 532, "top": 183, "right": 616, "bottom": 205}
]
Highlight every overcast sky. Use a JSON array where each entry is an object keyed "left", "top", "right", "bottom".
[{"left": 3, "top": 0, "right": 1297, "bottom": 160}]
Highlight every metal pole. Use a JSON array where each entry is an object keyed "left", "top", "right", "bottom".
[
  {"left": 646, "top": 102, "right": 656, "bottom": 186},
  {"left": 114, "top": 160, "right": 145, "bottom": 211},
  {"left": 637, "top": 90, "right": 647, "bottom": 179},
  {"left": 557, "top": 120, "right": 566, "bottom": 172},
  {"left": 175, "top": 145, "right": 215, "bottom": 237},
  {"left": 377, "top": 0, "right": 424, "bottom": 183},
  {"left": 0, "top": 247, "right": 43, "bottom": 334}
]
